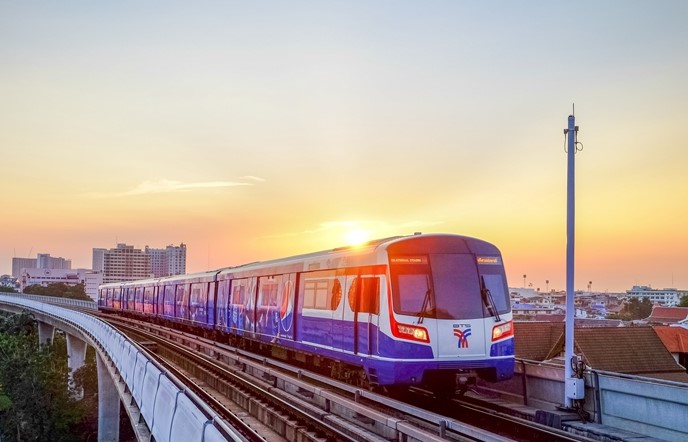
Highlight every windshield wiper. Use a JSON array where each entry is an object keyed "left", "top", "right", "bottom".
[
  {"left": 418, "top": 275, "right": 433, "bottom": 324},
  {"left": 480, "top": 275, "right": 502, "bottom": 322}
]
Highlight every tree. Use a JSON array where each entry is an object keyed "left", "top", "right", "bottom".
[
  {"left": 0, "top": 312, "right": 89, "bottom": 441},
  {"left": 0, "top": 286, "right": 17, "bottom": 293},
  {"left": 23, "top": 282, "right": 91, "bottom": 301},
  {"left": 680, "top": 296, "right": 688, "bottom": 308},
  {"left": 612, "top": 297, "right": 654, "bottom": 320}
]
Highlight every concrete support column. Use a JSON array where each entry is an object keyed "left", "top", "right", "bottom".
[
  {"left": 66, "top": 334, "right": 87, "bottom": 399},
  {"left": 97, "top": 352, "right": 120, "bottom": 442},
  {"left": 37, "top": 322, "right": 55, "bottom": 346}
]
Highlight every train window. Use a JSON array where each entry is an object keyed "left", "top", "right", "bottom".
[
  {"left": 258, "top": 276, "right": 281, "bottom": 307},
  {"left": 231, "top": 279, "right": 248, "bottom": 305},
  {"left": 429, "top": 254, "right": 483, "bottom": 319},
  {"left": 164, "top": 285, "right": 175, "bottom": 304},
  {"left": 217, "top": 280, "right": 230, "bottom": 307},
  {"left": 391, "top": 254, "right": 483, "bottom": 319},
  {"left": 393, "top": 273, "right": 431, "bottom": 316},
  {"left": 176, "top": 284, "right": 190, "bottom": 319},
  {"left": 301, "top": 270, "right": 337, "bottom": 310},
  {"left": 144, "top": 287, "right": 154, "bottom": 303},
  {"left": 347, "top": 277, "right": 380, "bottom": 314},
  {"left": 480, "top": 273, "right": 510, "bottom": 314},
  {"left": 190, "top": 283, "right": 208, "bottom": 305}
]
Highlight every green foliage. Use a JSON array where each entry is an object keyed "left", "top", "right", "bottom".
[
  {"left": 72, "top": 346, "right": 98, "bottom": 398},
  {"left": 23, "top": 282, "right": 91, "bottom": 301},
  {"left": 680, "top": 296, "right": 688, "bottom": 308},
  {"left": 0, "top": 286, "right": 17, "bottom": 293},
  {"left": 0, "top": 313, "right": 88, "bottom": 441}
]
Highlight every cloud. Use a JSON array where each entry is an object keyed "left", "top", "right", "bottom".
[
  {"left": 238, "top": 176, "right": 266, "bottom": 182},
  {"left": 84, "top": 177, "right": 264, "bottom": 198}
]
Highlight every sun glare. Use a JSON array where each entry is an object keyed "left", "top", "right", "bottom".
[{"left": 345, "top": 229, "right": 370, "bottom": 247}]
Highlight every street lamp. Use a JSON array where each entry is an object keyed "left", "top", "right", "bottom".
[{"left": 523, "top": 274, "right": 527, "bottom": 289}]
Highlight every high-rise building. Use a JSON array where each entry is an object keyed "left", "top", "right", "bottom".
[
  {"left": 92, "top": 248, "right": 106, "bottom": 272},
  {"left": 146, "top": 247, "right": 167, "bottom": 278},
  {"left": 93, "top": 242, "right": 186, "bottom": 283},
  {"left": 96, "top": 244, "right": 151, "bottom": 284},
  {"left": 36, "top": 253, "right": 71, "bottom": 270},
  {"left": 145, "top": 243, "right": 187, "bottom": 277},
  {"left": 12, "top": 254, "right": 71, "bottom": 277},
  {"left": 12, "top": 258, "right": 36, "bottom": 278}
]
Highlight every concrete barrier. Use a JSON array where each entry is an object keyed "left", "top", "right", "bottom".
[{"left": 0, "top": 294, "right": 244, "bottom": 442}]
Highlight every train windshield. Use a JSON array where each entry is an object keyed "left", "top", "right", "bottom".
[{"left": 391, "top": 254, "right": 501, "bottom": 319}]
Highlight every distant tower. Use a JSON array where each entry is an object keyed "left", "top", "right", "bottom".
[
  {"left": 145, "top": 246, "right": 167, "bottom": 278},
  {"left": 100, "top": 244, "right": 151, "bottom": 284},
  {"left": 166, "top": 243, "right": 187, "bottom": 276},
  {"left": 92, "top": 248, "right": 106, "bottom": 272},
  {"left": 144, "top": 243, "right": 187, "bottom": 277}
]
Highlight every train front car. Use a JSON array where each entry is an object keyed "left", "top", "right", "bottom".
[{"left": 379, "top": 234, "right": 514, "bottom": 395}]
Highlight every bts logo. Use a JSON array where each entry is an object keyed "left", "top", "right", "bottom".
[{"left": 453, "top": 327, "right": 472, "bottom": 348}]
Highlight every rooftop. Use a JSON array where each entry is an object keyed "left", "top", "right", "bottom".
[
  {"left": 653, "top": 326, "right": 688, "bottom": 353},
  {"left": 645, "top": 306, "right": 688, "bottom": 324},
  {"left": 514, "top": 322, "right": 688, "bottom": 383}
]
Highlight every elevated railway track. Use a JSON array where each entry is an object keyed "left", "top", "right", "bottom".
[{"left": 103, "top": 312, "right": 595, "bottom": 442}]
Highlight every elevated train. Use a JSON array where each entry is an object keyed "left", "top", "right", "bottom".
[{"left": 98, "top": 233, "right": 514, "bottom": 393}]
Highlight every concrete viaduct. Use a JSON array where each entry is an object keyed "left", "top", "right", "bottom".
[{"left": 0, "top": 294, "right": 241, "bottom": 442}]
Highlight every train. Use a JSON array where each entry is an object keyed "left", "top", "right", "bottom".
[{"left": 98, "top": 233, "right": 515, "bottom": 394}]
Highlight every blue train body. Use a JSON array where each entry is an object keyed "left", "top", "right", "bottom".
[{"left": 99, "top": 234, "right": 515, "bottom": 390}]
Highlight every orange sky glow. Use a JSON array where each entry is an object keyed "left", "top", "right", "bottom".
[{"left": 1, "top": 2, "right": 687, "bottom": 293}]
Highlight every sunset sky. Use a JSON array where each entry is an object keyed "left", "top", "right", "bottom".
[{"left": 1, "top": 1, "right": 687, "bottom": 293}]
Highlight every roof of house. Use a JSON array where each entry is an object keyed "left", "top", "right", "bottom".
[
  {"left": 514, "top": 322, "right": 564, "bottom": 361},
  {"left": 514, "top": 323, "right": 688, "bottom": 382},
  {"left": 645, "top": 307, "right": 688, "bottom": 324},
  {"left": 573, "top": 327, "right": 685, "bottom": 376},
  {"left": 653, "top": 326, "right": 688, "bottom": 353}
]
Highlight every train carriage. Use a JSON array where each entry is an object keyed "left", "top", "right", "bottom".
[{"left": 99, "top": 233, "right": 514, "bottom": 392}]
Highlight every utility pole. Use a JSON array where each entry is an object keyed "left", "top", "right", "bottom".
[{"left": 564, "top": 110, "right": 584, "bottom": 408}]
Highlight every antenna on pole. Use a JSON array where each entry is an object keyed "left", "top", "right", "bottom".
[{"left": 563, "top": 110, "right": 585, "bottom": 411}]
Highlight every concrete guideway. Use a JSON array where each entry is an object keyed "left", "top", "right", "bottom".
[{"left": 0, "top": 294, "right": 242, "bottom": 442}]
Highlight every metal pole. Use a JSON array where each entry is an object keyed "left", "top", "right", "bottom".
[{"left": 564, "top": 114, "right": 576, "bottom": 408}]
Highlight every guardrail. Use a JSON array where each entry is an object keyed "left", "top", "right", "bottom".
[
  {"left": 481, "top": 358, "right": 688, "bottom": 442},
  {"left": 593, "top": 369, "right": 688, "bottom": 441},
  {"left": 0, "top": 294, "right": 243, "bottom": 442},
  {"left": 11, "top": 293, "right": 97, "bottom": 310}
]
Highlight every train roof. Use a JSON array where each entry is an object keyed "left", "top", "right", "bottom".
[{"left": 99, "top": 233, "right": 500, "bottom": 288}]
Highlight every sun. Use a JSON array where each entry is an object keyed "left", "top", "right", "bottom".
[{"left": 344, "top": 229, "right": 370, "bottom": 247}]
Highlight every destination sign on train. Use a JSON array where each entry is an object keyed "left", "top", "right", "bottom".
[
  {"left": 476, "top": 256, "right": 501, "bottom": 265},
  {"left": 390, "top": 256, "right": 427, "bottom": 264}
]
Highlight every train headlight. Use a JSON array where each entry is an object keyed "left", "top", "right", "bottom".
[
  {"left": 492, "top": 320, "right": 514, "bottom": 341},
  {"left": 396, "top": 324, "right": 430, "bottom": 343}
]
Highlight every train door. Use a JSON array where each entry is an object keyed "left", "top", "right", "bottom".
[
  {"left": 216, "top": 279, "right": 230, "bottom": 331},
  {"left": 341, "top": 274, "right": 380, "bottom": 356},
  {"left": 331, "top": 274, "right": 348, "bottom": 351},
  {"left": 256, "top": 275, "right": 280, "bottom": 340},
  {"left": 278, "top": 274, "right": 296, "bottom": 341}
]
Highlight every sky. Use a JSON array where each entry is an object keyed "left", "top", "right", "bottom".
[{"left": 1, "top": 1, "right": 687, "bottom": 293}]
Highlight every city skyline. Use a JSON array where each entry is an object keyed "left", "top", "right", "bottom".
[{"left": 2, "top": 2, "right": 687, "bottom": 293}]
